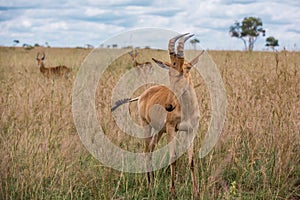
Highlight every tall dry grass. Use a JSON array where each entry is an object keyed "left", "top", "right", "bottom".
[{"left": 0, "top": 47, "right": 299, "bottom": 199}]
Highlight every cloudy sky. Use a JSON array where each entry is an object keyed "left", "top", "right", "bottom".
[{"left": 1, "top": 0, "right": 300, "bottom": 50}]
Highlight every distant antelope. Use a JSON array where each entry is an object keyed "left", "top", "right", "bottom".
[
  {"left": 112, "top": 33, "right": 203, "bottom": 198},
  {"left": 128, "top": 49, "right": 153, "bottom": 74},
  {"left": 36, "top": 52, "right": 70, "bottom": 78}
]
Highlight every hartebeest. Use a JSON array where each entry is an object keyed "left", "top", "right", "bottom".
[
  {"left": 36, "top": 52, "right": 70, "bottom": 78},
  {"left": 129, "top": 49, "right": 153, "bottom": 74},
  {"left": 112, "top": 33, "right": 203, "bottom": 198}
]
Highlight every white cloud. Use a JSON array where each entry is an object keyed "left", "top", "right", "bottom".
[
  {"left": 21, "top": 19, "right": 31, "bottom": 28},
  {"left": 0, "top": 0, "right": 299, "bottom": 50},
  {"left": 84, "top": 8, "right": 109, "bottom": 17}
]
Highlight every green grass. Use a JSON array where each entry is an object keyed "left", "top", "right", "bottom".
[{"left": 0, "top": 47, "right": 299, "bottom": 199}]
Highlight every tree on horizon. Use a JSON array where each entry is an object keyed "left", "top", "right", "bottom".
[
  {"left": 265, "top": 36, "right": 279, "bottom": 50},
  {"left": 229, "top": 17, "right": 266, "bottom": 51},
  {"left": 190, "top": 38, "right": 200, "bottom": 50},
  {"left": 13, "top": 40, "right": 20, "bottom": 46}
]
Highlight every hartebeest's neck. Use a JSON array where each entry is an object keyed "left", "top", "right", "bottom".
[
  {"left": 132, "top": 60, "right": 138, "bottom": 67},
  {"left": 174, "top": 76, "right": 200, "bottom": 130},
  {"left": 38, "top": 61, "right": 47, "bottom": 73},
  {"left": 181, "top": 80, "right": 198, "bottom": 112}
]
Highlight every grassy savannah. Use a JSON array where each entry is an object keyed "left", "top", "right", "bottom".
[{"left": 0, "top": 46, "right": 299, "bottom": 199}]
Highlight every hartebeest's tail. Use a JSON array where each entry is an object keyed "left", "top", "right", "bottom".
[{"left": 111, "top": 97, "right": 139, "bottom": 112}]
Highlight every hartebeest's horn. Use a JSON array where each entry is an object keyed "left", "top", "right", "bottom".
[
  {"left": 168, "top": 33, "right": 189, "bottom": 55},
  {"left": 177, "top": 34, "right": 194, "bottom": 58},
  {"left": 36, "top": 53, "right": 40, "bottom": 60}
]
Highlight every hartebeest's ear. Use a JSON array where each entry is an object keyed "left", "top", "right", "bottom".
[
  {"left": 152, "top": 58, "right": 170, "bottom": 69},
  {"left": 189, "top": 50, "right": 204, "bottom": 66}
]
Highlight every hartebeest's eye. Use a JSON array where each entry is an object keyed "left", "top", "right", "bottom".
[{"left": 173, "top": 62, "right": 176, "bottom": 66}]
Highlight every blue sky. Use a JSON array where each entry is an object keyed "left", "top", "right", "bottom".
[{"left": 1, "top": 0, "right": 300, "bottom": 50}]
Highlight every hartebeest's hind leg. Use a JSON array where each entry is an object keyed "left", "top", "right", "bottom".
[
  {"left": 166, "top": 124, "right": 177, "bottom": 197},
  {"left": 144, "top": 126, "right": 163, "bottom": 187},
  {"left": 142, "top": 123, "right": 153, "bottom": 185}
]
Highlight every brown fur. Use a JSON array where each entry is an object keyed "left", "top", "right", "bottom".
[
  {"left": 138, "top": 85, "right": 181, "bottom": 129},
  {"left": 36, "top": 53, "right": 70, "bottom": 78}
]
